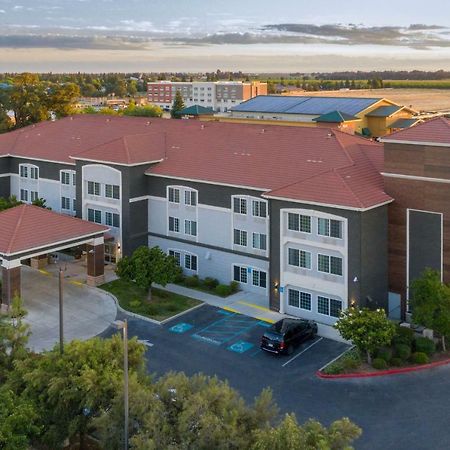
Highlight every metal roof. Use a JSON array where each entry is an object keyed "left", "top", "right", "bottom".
[
  {"left": 366, "top": 105, "right": 401, "bottom": 117},
  {"left": 389, "top": 118, "right": 421, "bottom": 129},
  {"left": 231, "top": 95, "right": 381, "bottom": 116},
  {"left": 312, "top": 111, "right": 360, "bottom": 123}
]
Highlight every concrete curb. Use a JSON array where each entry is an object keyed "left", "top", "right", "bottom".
[{"left": 316, "top": 357, "right": 450, "bottom": 379}]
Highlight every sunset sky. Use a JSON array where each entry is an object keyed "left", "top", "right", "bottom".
[{"left": 0, "top": 0, "right": 449, "bottom": 72}]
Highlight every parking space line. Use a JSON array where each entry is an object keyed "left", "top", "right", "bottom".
[
  {"left": 222, "top": 306, "right": 239, "bottom": 313},
  {"left": 256, "top": 317, "right": 275, "bottom": 324},
  {"left": 282, "top": 337, "right": 324, "bottom": 368},
  {"left": 236, "top": 301, "right": 271, "bottom": 312}
]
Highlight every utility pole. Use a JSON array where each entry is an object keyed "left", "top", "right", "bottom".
[{"left": 59, "top": 267, "right": 64, "bottom": 355}]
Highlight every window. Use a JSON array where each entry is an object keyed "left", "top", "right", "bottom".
[
  {"left": 233, "top": 265, "right": 248, "bottom": 283},
  {"left": 288, "top": 248, "right": 311, "bottom": 269},
  {"left": 252, "top": 200, "right": 267, "bottom": 218},
  {"left": 300, "top": 292, "right": 312, "bottom": 310},
  {"left": 184, "top": 219, "right": 197, "bottom": 236},
  {"left": 20, "top": 189, "right": 28, "bottom": 202},
  {"left": 61, "top": 196, "right": 71, "bottom": 210},
  {"left": 168, "top": 187, "right": 180, "bottom": 203},
  {"left": 233, "top": 197, "right": 247, "bottom": 214},
  {"left": 105, "top": 184, "right": 120, "bottom": 200},
  {"left": 318, "top": 218, "right": 343, "bottom": 239},
  {"left": 87, "top": 181, "right": 100, "bottom": 196},
  {"left": 19, "top": 165, "right": 28, "bottom": 178},
  {"left": 317, "top": 296, "right": 342, "bottom": 318},
  {"left": 30, "top": 167, "right": 39, "bottom": 180},
  {"left": 233, "top": 229, "right": 247, "bottom": 247},
  {"left": 184, "top": 190, "right": 197, "bottom": 206},
  {"left": 105, "top": 212, "right": 120, "bottom": 228},
  {"left": 185, "top": 254, "right": 197, "bottom": 271},
  {"left": 73, "top": 199, "right": 76, "bottom": 211},
  {"left": 168, "top": 216, "right": 180, "bottom": 233},
  {"left": 169, "top": 250, "right": 181, "bottom": 266},
  {"left": 318, "top": 254, "right": 342, "bottom": 276},
  {"left": 88, "top": 208, "right": 101, "bottom": 224},
  {"left": 252, "top": 233, "right": 267, "bottom": 250},
  {"left": 61, "top": 171, "right": 71, "bottom": 185},
  {"left": 252, "top": 270, "right": 267, "bottom": 288},
  {"left": 288, "top": 289, "right": 311, "bottom": 310},
  {"left": 287, "top": 213, "right": 311, "bottom": 233},
  {"left": 30, "top": 191, "right": 38, "bottom": 202}
]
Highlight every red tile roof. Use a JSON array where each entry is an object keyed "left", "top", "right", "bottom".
[
  {"left": 0, "top": 115, "right": 391, "bottom": 209},
  {"left": 383, "top": 117, "right": 450, "bottom": 145},
  {"left": 0, "top": 204, "right": 108, "bottom": 256}
]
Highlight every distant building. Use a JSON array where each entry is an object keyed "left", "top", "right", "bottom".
[
  {"left": 224, "top": 95, "right": 418, "bottom": 138},
  {"left": 147, "top": 81, "right": 267, "bottom": 112}
]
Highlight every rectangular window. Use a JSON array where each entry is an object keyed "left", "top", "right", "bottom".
[
  {"left": 20, "top": 166, "right": 28, "bottom": 178},
  {"left": 184, "top": 220, "right": 197, "bottom": 236},
  {"left": 318, "top": 254, "right": 330, "bottom": 273},
  {"left": 88, "top": 208, "right": 101, "bottom": 224},
  {"left": 252, "top": 200, "right": 267, "bottom": 218},
  {"left": 330, "top": 299, "right": 342, "bottom": 318},
  {"left": 233, "top": 197, "right": 247, "bottom": 214},
  {"left": 169, "top": 250, "right": 181, "bottom": 266},
  {"left": 30, "top": 167, "right": 39, "bottom": 180},
  {"left": 287, "top": 213, "right": 311, "bottom": 233},
  {"left": 318, "top": 296, "right": 330, "bottom": 315},
  {"left": 73, "top": 199, "right": 76, "bottom": 211},
  {"left": 288, "top": 248, "right": 311, "bottom": 269},
  {"left": 87, "top": 181, "right": 100, "bottom": 196},
  {"left": 233, "top": 265, "right": 248, "bottom": 283},
  {"left": 20, "top": 189, "right": 28, "bottom": 202},
  {"left": 30, "top": 191, "right": 38, "bottom": 202},
  {"left": 185, "top": 254, "right": 197, "bottom": 271},
  {"left": 61, "top": 196, "right": 71, "bottom": 210},
  {"left": 252, "top": 270, "right": 267, "bottom": 288},
  {"left": 105, "top": 212, "right": 120, "bottom": 228},
  {"left": 184, "top": 190, "right": 197, "bottom": 206},
  {"left": 168, "top": 187, "right": 180, "bottom": 203},
  {"left": 300, "top": 292, "right": 312, "bottom": 310},
  {"left": 61, "top": 171, "right": 71, "bottom": 185},
  {"left": 318, "top": 254, "right": 343, "bottom": 276},
  {"left": 233, "top": 229, "right": 247, "bottom": 247},
  {"left": 330, "top": 256, "right": 343, "bottom": 276},
  {"left": 288, "top": 289, "right": 300, "bottom": 308},
  {"left": 252, "top": 233, "right": 267, "bottom": 250},
  {"left": 105, "top": 184, "right": 120, "bottom": 200},
  {"left": 168, "top": 216, "right": 180, "bottom": 233},
  {"left": 72, "top": 173, "right": 76, "bottom": 186},
  {"left": 318, "top": 218, "right": 342, "bottom": 238}
]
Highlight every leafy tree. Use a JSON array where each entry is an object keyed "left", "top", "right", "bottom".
[
  {"left": 116, "top": 246, "right": 181, "bottom": 301},
  {"left": 252, "top": 414, "right": 361, "bottom": 450},
  {"left": 334, "top": 308, "right": 395, "bottom": 364},
  {"left": 48, "top": 82, "right": 80, "bottom": 118},
  {"left": 410, "top": 269, "right": 450, "bottom": 351},
  {"left": 123, "top": 103, "right": 163, "bottom": 118},
  {"left": 171, "top": 90, "right": 185, "bottom": 118},
  {"left": 0, "top": 195, "right": 21, "bottom": 211},
  {"left": 31, "top": 197, "right": 51, "bottom": 209}
]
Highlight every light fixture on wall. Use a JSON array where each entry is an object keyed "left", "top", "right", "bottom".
[
  {"left": 273, "top": 282, "right": 279, "bottom": 292},
  {"left": 353, "top": 276, "right": 358, "bottom": 283},
  {"left": 350, "top": 299, "right": 356, "bottom": 308}
]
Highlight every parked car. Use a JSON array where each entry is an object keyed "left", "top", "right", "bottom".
[{"left": 261, "top": 318, "right": 318, "bottom": 355}]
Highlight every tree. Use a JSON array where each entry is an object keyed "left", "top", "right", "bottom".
[
  {"left": 410, "top": 269, "right": 450, "bottom": 351},
  {"left": 252, "top": 414, "right": 361, "bottom": 450},
  {"left": 334, "top": 308, "right": 395, "bottom": 364},
  {"left": 0, "top": 195, "right": 21, "bottom": 211},
  {"left": 123, "top": 103, "right": 163, "bottom": 118},
  {"left": 48, "top": 82, "right": 80, "bottom": 118},
  {"left": 171, "top": 90, "right": 185, "bottom": 118},
  {"left": 116, "top": 246, "right": 181, "bottom": 301},
  {"left": 31, "top": 197, "right": 51, "bottom": 209}
]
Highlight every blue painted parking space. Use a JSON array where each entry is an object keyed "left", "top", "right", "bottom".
[
  {"left": 227, "top": 340, "right": 254, "bottom": 354},
  {"left": 169, "top": 322, "right": 194, "bottom": 334}
]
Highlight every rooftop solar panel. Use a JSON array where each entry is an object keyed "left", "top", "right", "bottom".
[{"left": 231, "top": 95, "right": 311, "bottom": 113}]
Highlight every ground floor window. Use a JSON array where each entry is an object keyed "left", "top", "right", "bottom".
[
  {"left": 184, "top": 254, "right": 197, "bottom": 271},
  {"left": 168, "top": 250, "right": 181, "bottom": 266},
  {"left": 233, "top": 265, "right": 248, "bottom": 284},
  {"left": 104, "top": 242, "right": 117, "bottom": 264},
  {"left": 88, "top": 208, "right": 102, "bottom": 224},
  {"left": 20, "top": 189, "right": 28, "bottom": 202},
  {"left": 30, "top": 191, "right": 38, "bottom": 202},
  {"left": 317, "top": 296, "right": 342, "bottom": 318},
  {"left": 252, "top": 270, "right": 267, "bottom": 288},
  {"left": 288, "top": 289, "right": 312, "bottom": 310}
]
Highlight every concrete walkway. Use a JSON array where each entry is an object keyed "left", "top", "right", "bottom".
[{"left": 19, "top": 265, "right": 117, "bottom": 352}]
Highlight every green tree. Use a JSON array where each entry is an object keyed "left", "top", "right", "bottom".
[
  {"left": 116, "top": 246, "right": 181, "bottom": 301},
  {"left": 48, "top": 82, "right": 80, "bottom": 118},
  {"left": 0, "top": 195, "right": 21, "bottom": 211},
  {"left": 123, "top": 103, "right": 163, "bottom": 118},
  {"left": 252, "top": 414, "right": 361, "bottom": 450},
  {"left": 171, "top": 90, "right": 185, "bottom": 118},
  {"left": 31, "top": 197, "right": 51, "bottom": 209},
  {"left": 334, "top": 308, "right": 395, "bottom": 364},
  {"left": 410, "top": 269, "right": 450, "bottom": 351}
]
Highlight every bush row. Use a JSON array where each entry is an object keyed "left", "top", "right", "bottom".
[{"left": 177, "top": 274, "right": 239, "bottom": 297}]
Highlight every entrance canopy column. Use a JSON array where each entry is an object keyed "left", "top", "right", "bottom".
[
  {"left": 87, "top": 236, "right": 105, "bottom": 286},
  {"left": 1, "top": 258, "right": 21, "bottom": 312}
]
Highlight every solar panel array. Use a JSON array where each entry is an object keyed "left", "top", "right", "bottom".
[{"left": 232, "top": 95, "right": 381, "bottom": 116}]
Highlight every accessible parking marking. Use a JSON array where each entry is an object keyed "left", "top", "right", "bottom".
[
  {"left": 169, "top": 323, "right": 194, "bottom": 334},
  {"left": 282, "top": 337, "right": 323, "bottom": 367},
  {"left": 227, "top": 340, "right": 254, "bottom": 354}
]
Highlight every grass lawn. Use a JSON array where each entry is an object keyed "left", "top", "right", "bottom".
[{"left": 100, "top": 279, "right": 202, "bottom": 322}]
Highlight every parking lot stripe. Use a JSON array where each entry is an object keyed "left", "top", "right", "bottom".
[
  {"left": 222, "top": 306, "right": 239, "bottom": 313},
  {"left": 237, "top": 301, "right": 271, "bottom": 312},
  {"left": 282, "top": 337, "right": 324, "bottom": 368},
  {"left": 256, "top": 317, "right": 275, "bottom": 324}
]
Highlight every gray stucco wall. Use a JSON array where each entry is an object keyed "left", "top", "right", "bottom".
[
  {"left": 0, "top": 177, "right": 10, "bottom": 198},
  {"left": 9, "top": 157, "right": 75, "bottom": 181}
]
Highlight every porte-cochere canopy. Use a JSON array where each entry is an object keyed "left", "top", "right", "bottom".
[{"left": 0, "top": 204, "right": 108, "bottom": 310}]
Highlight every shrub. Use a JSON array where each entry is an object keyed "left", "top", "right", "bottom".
[
  {"left": 393, "top": 325, "right": 415, "bottom": 346},
  {"left": 414, "top": 337, "right": 436, "bottom": 356},
  {"left": 203, "top": 277, "right": 219, "bottom": 290},
  {"left": 394, "top": 343, "right": 411, "bottom": 361},
  {"left": 215, "top": 284, "right": 233, "bottom": 297},
  {"left": 129, "top": 299, "right": 141, "bottom": 309},
  {"left": 175, "top": 272, "right": 186, "bottom": 284},
  {"left": 322, "top": 348, "right": 361, "bottom": 374},
  {"left": 376, "top": 347, "right": 393, "bottom": 362},
  {"left": 184, "top": 276, "right": 200, "bottom": 288},
  {"left": 411, "top": 352, "right": 429, "bottom": 364},
  {"left": 390, "top": 357, "right": 403, "bottom": 367},
  {"left": 230, "top": 281, "right": 239, "bottom": 293},
  {"left": 372, "top": 358, "right": 388, "bottom": 370}
]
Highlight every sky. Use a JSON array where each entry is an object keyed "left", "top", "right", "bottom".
[{"left": 0, "top": 0, "right": 449, "bottom": 72}]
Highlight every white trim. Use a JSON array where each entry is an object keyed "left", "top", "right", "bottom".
[
  {"left": 70, "top": 156, "right": 164, "bottom": 167},
  {"left": 8, "top": 154, "right": 76, "bottom": 165},
  {"left": 0, "top": 173, "right": 11, "bottom": 178},
  {"left": 1, "top": 259, "right": 22, "bottom": 269},
  {"left": 381, "top": 139, "right": 450, "bottom": 147},
  {"left": 146, "top": 172, "right": 269, "bottom": 192},
  {"left": 382, "top": 172, "right": 450, "bottom": 184},
  {"left": 129, "top": 195, "right": 150, "bottom": 203},
  {"left": 263, "top": 195, "right": 393, "bottom": 212}
]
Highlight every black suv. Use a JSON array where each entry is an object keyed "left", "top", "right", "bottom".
[{"left": 261, "top": 318, "right": 318, "bottom": 355}]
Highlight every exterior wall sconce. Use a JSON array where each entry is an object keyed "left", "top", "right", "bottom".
[{"left": 273, "top": 282, "right": 279, "bottom": 292}]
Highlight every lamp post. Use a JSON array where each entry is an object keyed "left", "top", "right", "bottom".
[
  {"left": 113, "top": 319, "right": 129, "bottom": 450},
  {"left": 59, "top": 266, "right": 64, "bottom": 355}
]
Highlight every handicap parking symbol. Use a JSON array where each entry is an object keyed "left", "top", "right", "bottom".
[
  {"left": 169, "top": 323, "right": 193, "bottom": 334},
  {"left": 227, "top": 340, "right": 254, "bottom": 354}
]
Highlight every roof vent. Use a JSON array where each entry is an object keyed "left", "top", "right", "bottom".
[
  {"left": 106, "top": 118, "right": 111, "bottom": 122},
  {"left": 201, "top": 124, "right": 205, "bottom": 130},
  {"left": 326, "top": 132, "right": 333, "bottom": 138},
  {"left": 261, "top": 128, "right": 266, "bottom": 133},
  {"left": 146, "top": 121, "right": 151, "bottom": 125}
]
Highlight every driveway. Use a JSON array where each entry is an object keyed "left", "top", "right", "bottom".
[
  {"left": 103, "top": 304, "right": 450, "bottom": 450},
  {"left": 20, "top": 265, "right": 117, "bottom": 352}
]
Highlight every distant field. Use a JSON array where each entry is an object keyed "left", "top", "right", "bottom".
[{"left": 285, "top": 88, "right": 450, "bottom": 113}]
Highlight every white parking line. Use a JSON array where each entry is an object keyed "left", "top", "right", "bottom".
[
  {"left": 282, "top": 337, "right": 324, "bottom": 367},
  {"left": 138, "top": 339, "right": 154, "bottom": 347}
]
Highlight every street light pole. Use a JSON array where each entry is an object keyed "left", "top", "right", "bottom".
[{"left": 59, "top": 267, "right": 64, "bottom": 355}]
